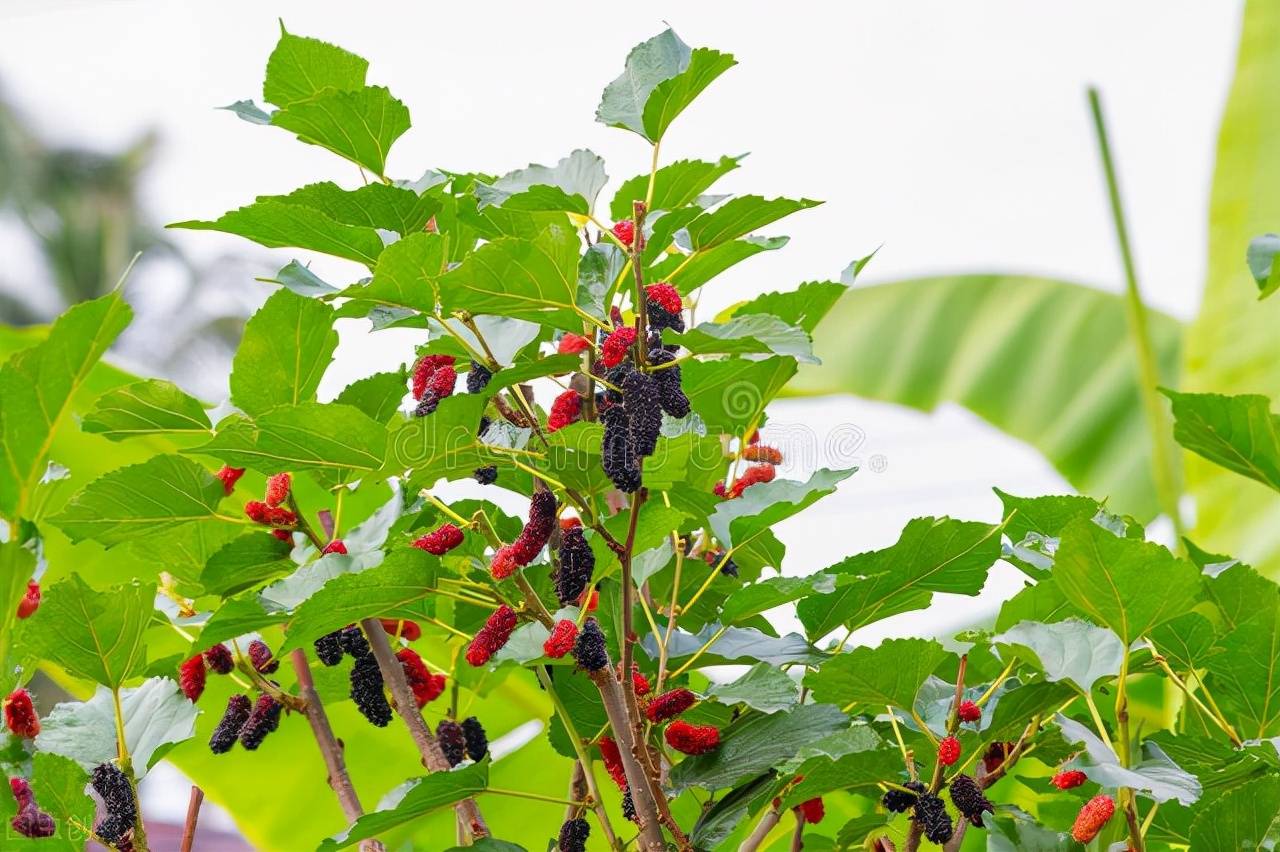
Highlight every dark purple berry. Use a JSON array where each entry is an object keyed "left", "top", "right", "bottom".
[
  {"left": 314, "top": 631, "right": 343, "bottom": 666},
  {"left": 467, "top": 362, "right": 492, "bottom": 394},
  {"left": 555, "top": 526, "right": 595, "bottom": 606},
  {"left": 573, "top": 618, "right": 609, "bottom": 672},
  {"left": 338, "top": 625, "right": 370, "bottom": 658},
  {"left": 436, "top": 719, "right": 466, "bottom": 766},
  {"left": 350, "top": 654, "right": 392, "bottom": 727},
  {"left": 238, "top": 694, "right": 283, "bottom": 750},
  {"left": 601, "top": 406, "right": 642, "bottom": 493},
  {"left": 473, "top": 464, "right": 498, "bottom": 484},
  {"left": 248, "top": 639, "right": 278, "bottom": 674},
  {"left": 461, "top": 716, "right": 488, "bottom": 761},
  {"left": 210, "top": 694, "right": 253, "bottom": 754},
  {"left": 558, "top": 816, "right": 591, "bottom": 851}
]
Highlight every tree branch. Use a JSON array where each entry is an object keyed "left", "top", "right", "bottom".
[
  {"left": 179, "top": 786, "right": 203, "bottom": 852},
  {"left": 589, "top": 668, "right": 667, "bottom": 850},
  {"left": 739, "top": 805, "right": 780, "bottom": 852}
]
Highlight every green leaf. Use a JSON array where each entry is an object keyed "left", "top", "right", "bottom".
[
  {"left": 475, "top": 149, "right": 607, "bottom": 215},
  {"left": 643, "top": 624, "right": 822, "bottom": 668},
  {"left": 655, "top": 235, "right": 789, "bottom": 295},
  {"left": 797, "top": 517, "right": 1002, "bottom": 638},
  {"left": 1188, "top": 777, "right": 1280, "bottom": 850},
  {"left": 995, "top": 489, "right": 1101, "bottom": 541},
  {"left": 682, "top": 355, "right": 797, "bottom": 435},
  {"left": 705, "top": 663, "right": 799, "bottom": 713},
  {"left": 387, "top": 394, "right": 490, "bottom": 489},
  {"left": 21, "top": 575, "right": 150, "bottom": 687},
  {"left": 36, "top": 678, "right": 198, "bottom": 777},
  {"left": 49, "top": 455, "right": 230, "bottom": 547},
  {"left": 727, "top": 279, "right": 848, "bottom": 334},
  {"left": 597, "top": 29, "right": 721, "bottom": 142},
  {"left": 1247, "top": 233, "right": 1280, "bottom": 299},
  {"left": 198, "top": 594, "right": 290, "bottom": 649},
  {"left": 335, "top": 371, "right": 409, "bottom": 424},
  {"left": 1204, "top": 605, "right": 1280, "bottom": 737},
  {"left": 169, "top": 199, "right": 385, "bottom": 267},
  {"left": 0, "top": 543, "right": 35, "bottom": 665},
  {"left": 610, "top": 155, "right": 743, "bottom": 220},
  {"left": 263, "top": 28, "right": 368, "bottom": 107},
  {"left": 0, "top": 291, "right": 131, "bottom": 516},
  {"left": 779, "top": 739, "right": 901, "bottom": 806},
  {"left": 230, "top": 288, "right": 338, "bottom": 417},
  {"left": 667, "top": 314, "right": 817, "bottom": 363},
  {"left": 200, "top": 532, "right": 295, "bottom": 597},
  {"left": 684, "top": 196, "right": 821, "bottom": 250},
  {"left": 642, "top": 47, "right": 736, "bottom": 141},
  {"left": 787, "top": 274, "right": 1183, "bottom": 523},
  {"left": 259, "top": 260, "right": 339, "bottom": 297},
  {"left": 1055, "top": 714, "right": 1202, "bottom": 804},
  {"left": 804, "top": 638, "right": 949, "bottom": 710},
  {"left": 710, "top": 467, "right": 855, "bottom": 549},
  {"left": 668, "top": 703, "right": 848, "bottom": 793},
  {"left": 27, "top": 753, "right": 93, "bottom": 849},
  {"left": 270, "top": 182, "right": 438, "bottom": 235},
  {"left": 720, "top": 572, "right": 837, "bottom": 623},
  {"left": 1052, "top": 518, "right": 1202, "bottom": 645},
  {"left": 436, "top": 225, "right": 589, "bottom": 331},
  {"left": 81, "top": 379, "right": 211, "bottom": 441},
  {"left": 189, "top": 403, "right": 387, "bottom": 478},
  {"left": 272, "top": 86, "right": 409, "bottom": 177},
  {"left": 992, "top": 620, "right": 1124, "bottom": 692},
  {"left": 1164, "top": 390, "right": 1280, "bottom": 492},
  {"left": 319, "top": 762, "right": 488, "bottom": 850},
  {"left": 342, "top": 231, "right": 446, "bottom": 312}
]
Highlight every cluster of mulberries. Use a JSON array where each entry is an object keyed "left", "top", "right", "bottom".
[
  {"left": 558, "top": 333, "right": 591, "bottom": 355},
  {"left": 473, "top": 464, "right": 499, "bottom": 485},
  {"left": 461, "top": 716, "right": 488, "bottom": 761},
  {"left": 645, "top": 687, "right": 696, "bottom": 723},
  {"left": 644, "top": 283, "right": 685, "bottom": 333},
  {"left": 248, "top": 639, "right": 278, "bottom": 674},
  {"left": 314, "top": 630, "right": 344, "bottom": 666},
  {"left": 600, "top": 326, "right": 637, "bottom": 369},
  {"left": 622, "top": 369, "right": 663, "bottom": 457},
  {"left": 1071, "top": 795, "right": 1115, "bottom": 843},
  {"left": 557, "top": 817, "right": 590, "bottom": 852},
  {"left": 209, "top": 695, "right": 253, "bottom": 754},
  {"left": 543, "top": 619, "right": 579, "bottom": 658},
  {"left": 16, "top": 579, "right": 40, "bottom": 619},
  {"left": 91, "top": 763, "right": 137, "bottom": 849},
  {"left": 913, "top": 792, "right": 953, "bottom": 844},
  {"left": 646, "top": 347, "right": 691, "bottom": 418},
  {"left": 466, "top": 361, "right": 492, "bottom": 394},
  {"left": 741, "top": 444, "right": 783, "bottom": 465},
  {"left": 4, "top": 688, "right": 39, "bottom": 739},
  {"left": 948, "top": 774, "right": 993, "bottom": 827},
  {"left": 490, "top": 492, "right": 557, "bottom": 579},
  {"left": 412, "top": 523, "right": 465, "bottom": 555},
  {"left": 350, "top": 653, "right": 393, "bottom": 727},
  {"left": 412, "top": 354, "right": 457, "bottom": 415},
  {"left": 572, "top": 618, "right": 609, "bottom": 672},
  {"left": 555, "top": 525, "right": 595, "bottom": 606},
  {"left": 397, "top": 648, "right": 446, "bottom": 708},
  {"left": 215, "top": 464, "right": 245, "bottom": 495},
  {"left": 8, "top": 777, "right": 54, "bottom": 838},
  {"left": 436, "top": 719, "right": 466, "bottom": 766},
  {"left": 664, "top": 720, "right": 720, "bottom": 755},
  {"left": 238, "top": 695, "right": 283, "bottom": 750},
  {"left": 882, "top": 780, "right": 926, "bottom": 813},
  {"left": 466, "top": 605, "right": 518, "bottom": 666},
  {"left": 548, "top": 389, "right": 583, "bottom": 432},
  {"left": 601, "top": 406, "right": 642, "bottom": 493}
]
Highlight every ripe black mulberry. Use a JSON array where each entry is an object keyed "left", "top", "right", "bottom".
[
  {"left": 436, "top": 719, "right": 466, "bottom": 766},
  {"left": 573, "top": 618, "right": 609, "bottom": 672},
  {"left": 623, "top": 368, "right": 662, "bottom": 457},
  {"left": 238, "top": 695, "right": 283, "bottom": 750},
  {"left": 91, "top": 762, "right": 137, "bottom": 831},
  {"left": 473, "top": 465, "right": 498, "bottom": 485},
  {"left": 209, "top": 694, "right": 253, "bottom": 754},
  {"left": 647, "top": 348, "right": 691, "bottom": 418},
  {"left": 913, "top": 793, "right": 953, "bottom": 844},
  {"left": 558, "top": 817, "right": 590, "bottom": 852},
  {"left": 350, "top": 654, "right": 392, "bottom": 727},
  {"left": 882, "top": 780, "right": 926, "bottom": 813},
  {"left": 467, "top": 362, "right": 492, "bottom": 393},
  {"left": 556, "top": 526, "right": 595, "bottom": 606},
  {"left": 461, "top": 716, "right": 488, "bottom": 761},
  {"left": 338, "top": 625, "right": 370, "bottom": 658},
  {"left": 601, "top": 406, "right": 642, "bottom": 493},
  {"left": 315, "top": 631, "right": 343, "bottom": 666},
  {"left": 948, "top": 774, "right": 993, "bottom": 827}
]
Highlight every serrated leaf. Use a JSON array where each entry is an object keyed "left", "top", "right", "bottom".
[
  {"left": 610, "top": 155, "right": 743, "bottom": 221},
  {"left": 596, "top": 29, "right": 694, "bottom": 139},
  {"left": 319, "top": 762, "right": 488, "bottom": 850},
  {"left": 26, "top": 753, "right": 93, "bottom": 850},
  {"left": 576, "top": 242, "right": 620, "bottom": 321},
  {"left": 642, "top": 46, "right": 736, "bottom": 141},
  {"left": 189, "top": 403, "right": 387, "bottom": 479},
  {"left": 49, "top": 455, "right": 231, "bottom": 547},
  {"left": 992, "top": 620, "right": 1124, "bottom": 692},
  {"left": 170, "top": 200, "right": 385, "bottom": 267},
  {"left": 198, "top": 593, "right": 290, "bottom": 650},
  {"left": 682, "top": 355, "right": 797, "bottom": 435},
  {"left": 727, "top": 279, "right": 847, "bottom": 334},
  {"left": 200, "top": 532, "right": 295, "bottom": 597},
  {"left": 643, "top": 624, "right": 822, "bottom": 668},
  {"left": 1205, "top": 605, "right": 1280, "bottom": 737},
  {"left": 21, "top": 575, "right": 150, "bottom": 687},
  {"left": 386, "top": 394, "right": 490, "bottom": 489},
  {"left": 340, "top": 231, "right": 445, "bottom": 312},
  {"left": 335, "top": 371, "right": 409, "bottom": 424},
  {"left": 667, "top": 314, "right": 817, "bottom": 363},
  {"left": 263, "top": 28, "right": 368, "bottom": 107},
  {"left": 654, "top": 235, "right": 789, "bottom": 295},
  {"left": 720, "top": 572, "right": 837, "bottom": 623},
  {"left": 1164, "top": 390, "right": 1280, "bottom": 492},
  {"left": 475, "top": 149, "right": 607, "bottom": 215},
  {"left": 994, "top": 489, "right": 1100, "bottom": 541},
  {"left": 1055, "top": 714, "right": 1201, "bottom": 804},
  {"left": 230, "top": 289, "right": 338, "bottom": 417},
  {"left": 804, "top": 638, "right": 949, "bottom": 710},
  {"left": 710, "top": 467, "right": 854, "bottom": 550},
  {"left": 705, "top": 663, "right": 798, "bottom": 713},
  {"left": 81, "top": 379, "right": 211, "bottom": 441},
  {"left": 270, "top": 182, "right": 438, "bottom": 235},
  {"left": 684, "top": 196, "right": 820, "bottom": 250},
  {"left": 1247, "top": 233, "right": 1280, "bottom": 300},
  {"left": 272, "top": 86, "right": 409, "bottom": 177},
  {"left": 1188, "top": 776, "right": 1280, "bottom": 849}
]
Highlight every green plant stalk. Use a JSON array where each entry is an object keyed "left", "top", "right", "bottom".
[{"left": 1088, "top": 87, "right": 1187, "bottom": 547}]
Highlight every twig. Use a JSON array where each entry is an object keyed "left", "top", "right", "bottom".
[
  {"left": 790, "top": 813, "right": 806, "bottom": 852},
  {"left": 179, "top": 786, "right": 203, "bottom": 852},
  {"left": 588, "top": 668, "right": 667, "bottom": 851},
  {"left": 739, "top": 805, "right": 780, "bottom": 852}
]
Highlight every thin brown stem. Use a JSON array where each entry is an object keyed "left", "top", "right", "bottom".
[
  {"left": 179, "top": 786, "right": 203, "bottom": 852},
  {"left": 790, "top": 813, "right": 806, "bottom": 852},
  {"left": 589, "top": 668, "right": 667, "bottom": 851},
  {"left": 739, "top": 805, "right": 781, "bottom": 852}
]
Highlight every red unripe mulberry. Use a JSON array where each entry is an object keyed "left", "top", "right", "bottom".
[
  {"left": 397, "top": 648, "right": 445, "bottom": 707},
  {"left": 726, "top": 464, "right": 775, "bottom": 498},
  {"left": 380, "top": 618, "right": 422, "bottom": 642},
  {"left": 264, "top": 472, "right": 291, "bottom": 507},
  {"left": 956, "top": 700, "right": 981, "bottom": 723},
  {"left": 611, "top": 219, "right": 635, "bottom": 247},
  {"left": 544, "top": 619, "right": 578, "bottom": 658},
  {"left": 9, "top": 777, "right": 55, "bottom": 838},
  {"left": 412, "top": 354, "right": 456, "bottom": 400},
  {"left": 204, "top": 643, "right": 234, "bottom": 675},
  {"left": 548, "top": 389, "right": 583, "bottom": 432},
  {"left": 413, "top": 523, "right": 465, "bottom": 556},
  {"left": 558, "top": 333, "right": 592, "bottom": 355},
  {"left": 646, "top": 687, "right": 696, "bottom": 723},
  {"left": 179, "top": 655, "right": 206, "bottom": 702},
  {"left": 1071, "top": 795, "right": 1116, "bottom": 843},
  {"left": 4, "top": 689, "right": 39, "bottom": 738},
  {"left": 742, "top": 444, "right": 783, "bottom": 465},
  {"left": 245, "top": 500, "right": 297, "bottom": 527},
  {"left": 248, "top": 639, "right": 278, "bottom": 674},
  {"left": 665, "top": 720, "right": 720, "bottom": 755},
  {"left": 937, "top": 736, "right": 961, "bottom": 766},
  {"left": 465, "top": 605, "right": 518, "bottom": 667},
  {"left": 1052, "top": 769, "right": 1088, "bottom": 790},
  {"left": 16, "top": 580, "right": 39, "bottom": 619},
  {"left": 578, "top": 589, "right": 599, "bottom": 611},
  {"left": 795, "top": 797, "right": 825, "bottom": 824},
  {"left": 600, "top": 326, "right": 637, "bottom": 368},
  {"left": 215, "top": 465, "right": 245, "bottom": 495},
  {"left": 597, "top": 736, "right": 627, "bottom": 788},
  {"left": 632, "top": 668, "right": 651, "bottom": 697},
  {"left": 490, "top": 545, "right": 519, "bottom": 580},
  {"left": 645, "top": 283, "right": 681, "bottom": 314},
  {"left": 322, "top": 539, "right": 347, "bottom": 555}
]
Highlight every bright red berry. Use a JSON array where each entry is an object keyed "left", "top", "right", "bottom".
[
  {"left": 956, "top": 700, "right": 981, "bottom": 723},
  {"left": 1052, "top": 769, "right": 1088, "bottom": 790},
  {"left": 600, "top": 326, "right": 638, "bottom": 368},
  {"left": 15, "top": 581, "right": 39, "bottom": 619},
  {"left": 597, "top": 736, "right": 627, "bottom": 788},
  {"left": 727, "top": 464, "right": 776, "bottom": 499},
  {"left": 632, "top": 668, "right": 651, "bottom": 697},
  {"left": 215, "top": 465, "right": 245, "bottom": 495},
  {"left": 644, "top": 283, "right": 682, "bottom": 314},
  {"left": 264, "top": 472, "right": 291, "bottom": 507},
  {"left": 1071, "top": 795, "right": 1116, "bottom": 843},
  {"left": 322, "top": 539, "right": 347, "bottom": 555},
  {"left": 795, "top": 797, "right": 825, "bottom": 824},
  {"left": 578, "top": 589, "right": 599, "bottom": 611},
  {"left": 412, "top": 523, "right": 465, "bottom": 556},
  {"left": 611, "top": 219, "right": 635, "bottom": 247},
  {"left": 427, "top": 364, "right": 457, "bottom": 399},
  {"left": 646, "top": 688, "right": 696, "bottom": 723},
  {"left": 548, "top": 389, "right": 583, "bottom": 432},
  {"left": 272, "top": 529, "right": 293, "bottom": 542},
  {"left": 412, "top": 354, "right": 456, "bottom": 400},
  {"left": 489, "top": 545, "right": 519, "bottom": 580},
  {"left": 742, "top": 444, "right": 783, "bottom": 465},
  {"left": 397, "top": 648, "right": 445, "bottom": 707},
  {"left": 465, "top": 605, "right": 518, "bottom": 667},
  {"left": 559, "top": 516, "right": 583, "bottom": 531},
  {"left": 558, "top": 333, "right": 592, "bottom": 355},
  {"left": 713, "top": 481, "right": 727, "bottom": 497},
  {"left": 543, "top": 619, "right": 579, "bottom": 658},
  {"left": 178, "top": 655, "right": 206, "bottom": 702},
  {"left": 380, "top": 618, "right": 422, "bottom": 642},
  {"left": 937, "top": 736, "right": 961, "bottom": 766},
  {"left": 3, "top": 689, "right": 39, "bottom": 738},
  {"left": 664, "top": 720, "right": 720, "bottom": 755},
  {"left": 245, "top": 500, "right": 297, "bottom": 527}
]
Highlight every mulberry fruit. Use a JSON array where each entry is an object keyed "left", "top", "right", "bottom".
[
  {"left": 647, "top": 348, "right": 691, "bottom": 418},
  {"left": 1051, "top": 769, "right": 1088, "bottom": 790},
  {"left": 95, "top": 813, "right": 133, "bottom": 849},
  {"left": 414, "top": 393, "right": 440, "bottom": 417},
  {"left": 579, "top": 589, "right": 600, "bottom": 611},
  {"left": 726, "top": 464, "right": 775, "bottom": 498},
  {"left": 544, "top": 619, "right": 579, "bottom": 658},
  {"left": 937, "top": 736, "right": 961, "bottom": 766},
  {"left": 742, "top": 444, "right": 783, "bottom": 465},
  {"left": 412, "top": 523, "right": 465, "bottom": 555},
  {"left": 913, "top": 793, "right": 953, "bottom": 844},
  {"left": 238, "top": 695, "right": 282, "bottom": 750},
  {"left": 598, "top": 736, "right": 627, "bottom": 788},
  {"left": 397, "top": 648, "right": 444, "bottom": 707},
  {"left": 949, "top": 774, "right": 993, "bottom": 827},
  {"left": 245, "top": 500, "right": 297, "bottom": 527},
  {"left": 16, "top": 579, "right": 40, "bottom": 619},
  {"left": 466, "top": 605, "right": 518, "bottom": 667},
  {"left": 436, "top": 719, "right": 466, "bottom": 766},
  {"left": 632, "top": 668, "right": 651, "bottom": 696},
  {"left": 558, "top": 333, "right": 592, "bottom": 355},
  {"left": 646, "top": 687, "right": 696, "bottom": 723},
  {"left": 248, "top": 639, "right": 278, "bottom": 674},
  {"left": 982, "top": 741, "right": 1015, "bottom": 775},
  {"left": 956, "top": 700, "right": 981, "bottom": 723},
  {"left": 560, "top": 516, "right": 582, "bottom": 531},
  {"left": 179, "top": 655, "right": 206, "bottom": 702},
  {"left": 473, "top": 465, "right": 498, "bottom": 484},
  {"left": 795, "top": 797, "right": 825, "bottom": 824},
  {"left": 350, "top": 654, "right": 392, "bottom": 727},
  {"left": 215, "top": 465, "right": 245, "bottom": 495},
  {"left": 548, "top": 389, "right": 583, "bottom": 432},
  {"left": 489, "top": 545, "right": 520, "bottom": 580},
  {"left": 572, "top": 618, "right": 609, "bottom": 672},
  {"left": 272, "top": 529, "right": 293, "bottom": 542},
  {"left": 314, "top": 631, "right": 343, "bottom": 666},
  {"left": 264, "top": 472, "right": 291, "bottom": 507},
  {"left": 664, "top": 720, "right": 719, "bottom": 755},
  {"left": 461, "top": 716, "right": 488, "bottom": 761},
  {"left": 644, "top": 283, "right": 685, "bottom": 333},
  {"left": 612, "top": 219, "right": 635, "bottom": 248},
  {"left": 209, "top": 694, "right": 252, "bottom": 754},
  {"left": 601, "top": 406, "right": 642, "bottom": 492},
  {"left": 91, "top": 763, "right": 137, "bottom": 826},
  {"left": 10, "top": 780, "right": 55, "bottom": 838},
  {"left": 508, "top": 491, "right": 557, "bottom": 565},
  {"left": 412, "top": 354, "right": 456, "bottom": 400},
  {"left": 882, "top": 780, "right": 926, "bottom": 813},
  {"left": 558, "top": 817, "right": 591, "bottom": 852},
  {"left": 555, "top": 525, "right": 595, "bottom": 606},
  {"left": 623, "top": 369, "right": 662, "bottom": 457},
  {"left": 381, "top": 618, "right": 422, "bottom": 642},
  {"left": 708, "top": 550, "right": 738, "bottom": 578},
  {"left": 621, "top": 787, "right": 636, "bottom": 822},
  {"left": 204, "top": 643, "right": 234, "bottom": 675},
  {"left": 427, "top": 364, "right": 457, "bottom": 399},
  {"left": 339, "top": 625, "right": 370, "bottom": 658},
  {"left": 467, "top": 362, "right": 492, "bottom": 394},
  {"left": 1071, "top": 795, "right": 1116, "bottom": 843},
  {"left": 10, "top": 777, "right": 32, "bottom": 808},
  {"left": 322, "top": 539, "right": 348, "bottom": 555},
  {"left": 3, "top": 689, "right": 39, "bottom": 738},
  {"left": 600, "top": 326, "right": 638, "bottom": 368}
]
